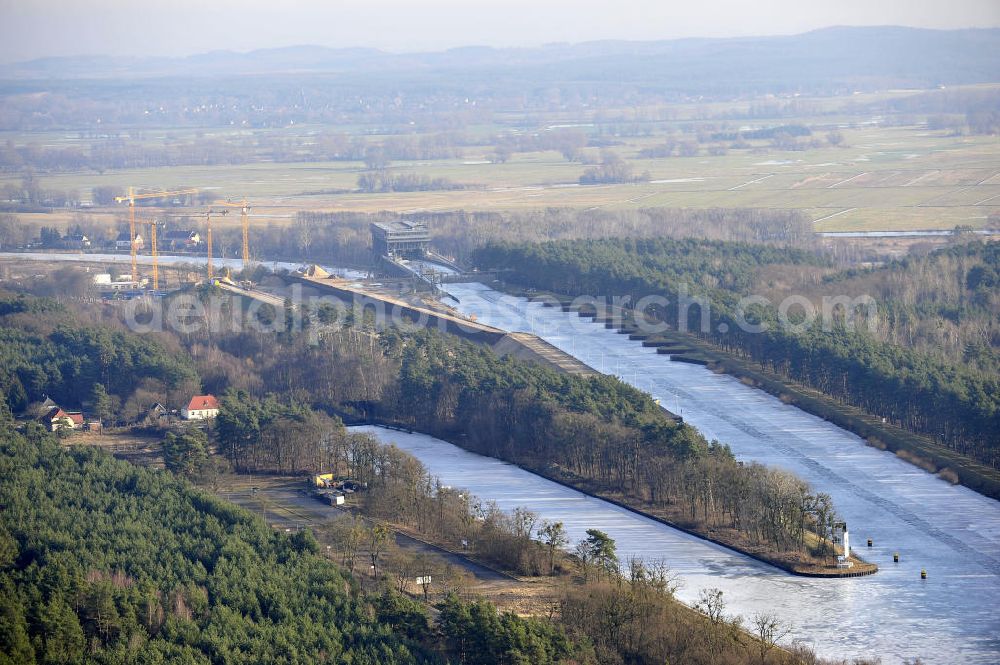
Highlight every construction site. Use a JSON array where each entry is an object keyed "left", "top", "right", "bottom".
[
  {"left": 0, "top": 185, "right": 605, "bottom": 381},
  {"left": 98, "top": 188, "right": 255, "bottom": 295},
  {"left": 59, "top": 188, "right": 466, "bottom": 296}
]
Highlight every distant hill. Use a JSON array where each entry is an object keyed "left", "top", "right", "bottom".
[{"left": 4, "top": 26, "right": 999, "bottom": 93}]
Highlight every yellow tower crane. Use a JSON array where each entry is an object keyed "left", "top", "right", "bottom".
[
  {"left": 214, "top": 199, "right": 252, "bottom": 270},
  {"left": 148, "top": 218, "right": 162, "bottom": 291},
  {"left": 115, "top": 187, "right": 199, "bottom": 283},
  {"left": 203, "top": 209, "right": 228, "bottom": 280},
  {"left": 131, "top": 213, "right": 161, "bottom": 291}
]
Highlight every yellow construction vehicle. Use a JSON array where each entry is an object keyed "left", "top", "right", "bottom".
[{"left": 216, "top": 266, "right": 237, "bottom": 286}]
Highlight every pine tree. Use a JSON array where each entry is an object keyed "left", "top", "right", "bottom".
[{"left": 0, "top": 581, "right": 35, "bottom": 665}]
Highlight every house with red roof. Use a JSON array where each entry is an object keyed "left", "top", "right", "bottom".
[
  {"left": 181, "top": 395, "right": 220, "bottom": 421},
  {"left": 40, "top": 407, "right": 85, "bottom": 432}
]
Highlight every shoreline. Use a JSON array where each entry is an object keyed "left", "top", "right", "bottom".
[
  {"left": 529, "top": 464, "right": 878, "bottom": 578},
  {"left": 349, "top": 419, "right": 877, "bottom": 578},
  {"left": 505, "top": 285, "right": 1000, "bottom": 503}
]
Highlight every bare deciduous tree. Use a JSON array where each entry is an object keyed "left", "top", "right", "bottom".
[{"left": 750, "top": 611, "right": 790, "bottom": 664}]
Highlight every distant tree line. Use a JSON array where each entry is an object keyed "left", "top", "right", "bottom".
[
  {"left": 579, "top": 151, "right": 650, "bottom": 185},
  {"left": 0, "top": 173, "right": 80, "bottom": 211},
  {"left": 492, "top": 128, "right": 590, "bottom": 162},
  {"left": 881, "top": 87, "right": 1000, "bottom": 135},
  {"left": 0, "top": 131, "right": 476, "bottom": 174},
  {"left": 357, "top": 171, "right": 471, "bottom": 193},
  {"left": 228, "top": 206, "right": 814, "bottom": 271},
  {"left": 709, "top": 124, "right": 812, "bottom": 141}
]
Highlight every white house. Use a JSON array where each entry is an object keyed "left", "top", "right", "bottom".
[
  {"left": 39, "top": 406, "right": 84, "bottom": 432},
  {"left": 181, "top": 394, "right": 220, "bottom": 420}
]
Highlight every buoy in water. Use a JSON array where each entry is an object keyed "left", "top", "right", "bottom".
[
  {"left": 893, "top": 553, "right": 899, "bottom": 563},
  {"left": 867, "top": 538, "right": 873, "bottom": 547},
  {"left": 921, "top": 569, "right": 927, "bottom": 580}
]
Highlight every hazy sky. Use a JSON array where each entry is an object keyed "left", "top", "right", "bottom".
[{"left": 1, "top": 0, "right": 998, "bottom": 63}]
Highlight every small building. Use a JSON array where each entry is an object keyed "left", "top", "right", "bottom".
[
  {"left": 61, "top": 233, "right": 91, "bottom": 249},
  {"left": 40, "top": 406, "right": 84, "bottom": 432},
  {"left": 115, "top": 232, "right": 144, "bottom": 251},
  {"left": 132, "top": 402, "right": 168, "bottom": 426},
  {"left": 181, "top": 394, "right": 220, "bottom": 420},
  {"left": 146, "top": 402, "right": 167, "bottom": 421},
  {"left": 163, "top": 230, "right": 200, "bottom": 251},
  {"left": 96, "top": 275, "right": 145, "bottom": 294},
  {"left": 371, "top": 221, "right": 430, "bottom": 259}
]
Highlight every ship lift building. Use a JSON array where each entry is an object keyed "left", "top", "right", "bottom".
[{"left": 371, "top": 221, "right": 430, "bottom": 259}]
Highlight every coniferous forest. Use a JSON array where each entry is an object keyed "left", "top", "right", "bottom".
[{"left": 0, "top": 419, "right": 582, "bottom": 665}]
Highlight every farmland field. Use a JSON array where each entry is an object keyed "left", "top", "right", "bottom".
[{"left": 1, "top": 87, "right": 998, "bottom": 233}]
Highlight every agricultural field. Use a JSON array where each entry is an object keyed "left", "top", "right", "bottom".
[{"left": 1, "top": 87, "right": 998, "bottom": 233}]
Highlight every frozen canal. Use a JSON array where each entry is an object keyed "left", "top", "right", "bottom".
[
  {"left": 402, "top": 281, "right": 1000, "bottom": 665},
  {"left": 0, "top": 251, "right": 367, "bottom": 280},
  {"left": 354, "top": 425, "right": 998, "bottom": 663}
]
